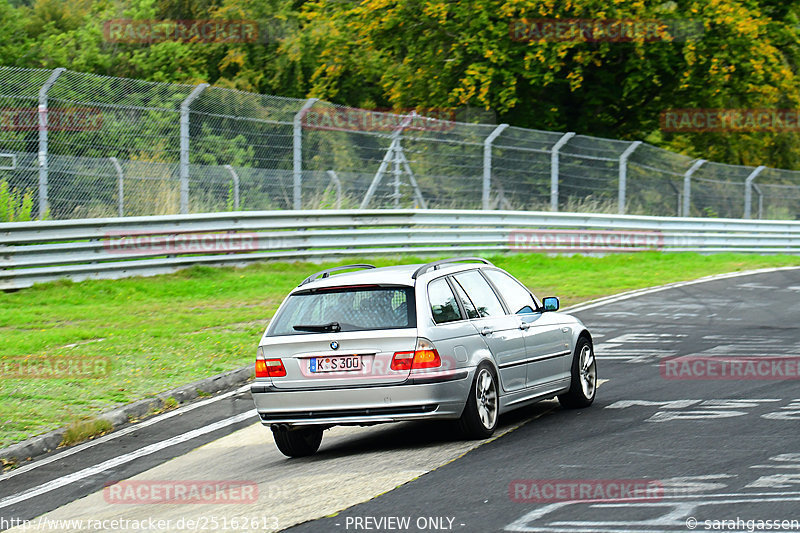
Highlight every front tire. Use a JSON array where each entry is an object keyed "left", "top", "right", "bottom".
[
  {"left": 458, "top": 363, "right": 499, "bottom": 439},
  {"left": 558, "top": 337, "right": 597, "bottom": 409},
  {"left": 272, "top": 426, "right": 323, "bottom": 458}
]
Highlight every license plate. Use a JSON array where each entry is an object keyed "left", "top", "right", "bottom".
[{"left": 309, "top": 355, "right": 362, "bottom": 373}]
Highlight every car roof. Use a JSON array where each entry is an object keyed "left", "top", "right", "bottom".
[{"left": 293, "top": 262, "right": 490, "bottom": 292}]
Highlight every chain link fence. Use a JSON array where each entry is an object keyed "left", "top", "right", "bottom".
[{"left": 2, "top": 66, "right": 800, "bottom": 220}]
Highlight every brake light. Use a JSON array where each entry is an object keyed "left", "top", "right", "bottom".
[
  {"left": 256, "top": 348, "right": 286, "bottom": 378},
  {"left": 263, "top": 359, "right": 287, "bottom": 377},
  {"left": 391, "top": 351, "right": 414, "bottom": 371},
  {"left": 391, "top": 338, "right": 441, "bottom": 371}
]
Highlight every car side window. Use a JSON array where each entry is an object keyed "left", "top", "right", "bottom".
[
  {"left": 428, "top": 278, "right": 463, "bottom": 324},
  {"left": 453, "top": 271, "right": 505, "bottom": 318},
  {"left": 450, "top": 278, "right": 480, "bottom": 319},
  {"left": 483, "top": 269, "right": 538, "bottom": 315}
]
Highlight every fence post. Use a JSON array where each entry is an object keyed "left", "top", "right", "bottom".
[
  {"left": 550, "top": 132, "right": 575, "bottom": 212},
  {"left": 482, "top": 124, "right": 509, "bottom": 210},
  {"left": 326, "top": 170, "right": 343, "bottom": 209},
  {"left": 37, "top": 68, "right": 65, "bottom": 219},
  {"left": 179, "top": 83, "right": 208, "bottom": 214},
  {"left": 667, "top": 180, "right": 682, "bottom": 217},
  {"left": 682, "top": 159, "right": 706, "bottom": 217},
  {"left": 109, "top": 157, "right": 124, "bottom": 217},
  {"left": 743, "top": 165, "right": 766, "bottom": 219},
  {"left": 752, "top": 183, "right": 764, "bottom": 219},
  {"left": 224, "top": 164, "right": 240, "bottom": 210},
  {"left": 617, "top": 141, "right": 641, "bottom": 215},
  {"left": 293, "top": 98, "right": 319, "bottom": 210}
]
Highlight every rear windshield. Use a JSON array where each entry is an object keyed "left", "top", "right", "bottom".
[{"left": 267, "top": 286, "right": 416, "bottom": 336}]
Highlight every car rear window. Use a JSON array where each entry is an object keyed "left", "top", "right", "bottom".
[{"left": 267, "top": 286, "right": 416, "bottom": 336}]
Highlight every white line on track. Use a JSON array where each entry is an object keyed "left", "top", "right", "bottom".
[
  {"left": 0, "top": 410, "right": 257, "bottom": 510},
  {"left": 564, "top": 266, "right": 800, "bottom": 314}
]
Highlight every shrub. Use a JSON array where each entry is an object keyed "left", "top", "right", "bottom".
[{"left": 0, "top": 179, "right": 36, "bottom": 222}]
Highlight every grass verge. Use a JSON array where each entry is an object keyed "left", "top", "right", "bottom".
[
  {"left": 60, "top": 418, "right": 114, "bottom": 447},
  {"left": 1, "top": 252, "right": 798, "bottom": 448}
]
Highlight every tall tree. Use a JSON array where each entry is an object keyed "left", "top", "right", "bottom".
[{"left": 281, "top": 0, "right": 800, "bottom": 167}]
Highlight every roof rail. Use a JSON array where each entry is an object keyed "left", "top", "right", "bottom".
[
  {"left": 412, "top": 257, "right": 492, "bottom": 279},
  {"left": 299, "top": 264, "right": 376, "bottom": 286}
]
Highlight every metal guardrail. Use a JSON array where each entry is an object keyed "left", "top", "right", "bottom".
[{"left": 2, "top": 209, "right": 799, "bottom": 290}]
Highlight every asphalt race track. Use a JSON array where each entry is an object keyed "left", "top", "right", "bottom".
[{"left": 2, "top": 267, "right": 800, "bottom": 533}]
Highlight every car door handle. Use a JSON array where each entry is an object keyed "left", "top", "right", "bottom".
[
  {"left": 480, "top": 327, "right": 494, "bottom": 336},
  {"left": 519, "top": 323, "right": 531, "bottom": 331}
]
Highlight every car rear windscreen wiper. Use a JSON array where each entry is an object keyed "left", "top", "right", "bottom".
[{"left": 293, "top": 322, "right": 341, "bottom": 332}]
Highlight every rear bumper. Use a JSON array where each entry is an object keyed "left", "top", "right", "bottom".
[{"left": 251, "top": 370, "right": 473, "bottom": 426}]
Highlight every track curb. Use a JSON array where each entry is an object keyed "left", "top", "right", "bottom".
[{"left": 1, "top": 364, "right": 253, "bottom": 466}]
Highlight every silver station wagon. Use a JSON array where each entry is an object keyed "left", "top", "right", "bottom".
[{"left": 251, "top": 258, "right": 596, "bottom": 457}]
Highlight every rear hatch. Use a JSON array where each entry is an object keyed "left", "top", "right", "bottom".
[{"left": 262, "top": 284, "right": 417, "bottom": 390}]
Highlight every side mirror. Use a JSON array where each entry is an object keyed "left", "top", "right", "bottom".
[{"left": 542, "top": 296, "right": 559, "bottom": 312}]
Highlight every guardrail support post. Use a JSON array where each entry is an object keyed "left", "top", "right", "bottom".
[
  {"left": 109, "top": 157, "right": 124, "bottom": 217},
  {"left": 37, "top": 67, "right": 65, "bottom": 219},
  {"left": 617, "top": 141, "right": 641, "bottom": 215},
  {"left": 293, "top": 98, "right": 319, "bottom": 210},
  {"left": 550, "top": 132, "right": 575, "bottom": 212},
  {"left": 482, "top": 123, "right": 509, "bottom": 210},
  {"left": 744, "top": 165, "right": 766, "bottom": 219},
  {"left": 179, "top": 83, "right": 208, "bottom": 215},
  {"left": 682, "top": 159, "right": 706, "bottom": 217},
  {"left": 224, "top": 165, "right": 240, "bottom": 210}
]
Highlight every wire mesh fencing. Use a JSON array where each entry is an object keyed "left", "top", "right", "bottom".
[{"left": 2, "top": 66, "right": 800, "bottom": 221}]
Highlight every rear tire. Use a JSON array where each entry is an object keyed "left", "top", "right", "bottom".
[
  {"left": 458, "top": 363, "right": 499, "bottom": 439},
  {"left": 271, "top": 426, "right": 323, "bottom": 458},
  {"left": 558, "top": 337, "right": 597, "bottom": 409}
]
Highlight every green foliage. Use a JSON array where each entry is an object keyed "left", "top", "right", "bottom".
[
  {"left": 283, "top": 0, "right": 800, "bottom": 168},
  {"left": 0, "top": 179, "right": 36, "bottom": 222}
]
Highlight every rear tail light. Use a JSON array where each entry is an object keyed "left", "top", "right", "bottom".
[
  {"left": 391, "top": 338, "right": 441, "bottom": 371},
  {"left": 256, "top": 347, "right": 287, "bottom": 378},
  {"left": 390, "top": 351, "right": 414, "bottom": 371},
  {"left": 263, "top": 359, "right": 287, "bottom": 377}
]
